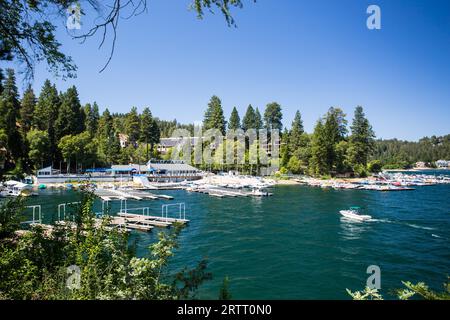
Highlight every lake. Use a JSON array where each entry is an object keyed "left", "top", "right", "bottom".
[{"left": 21, "top": 177, "right": 450, "bottom": 299}]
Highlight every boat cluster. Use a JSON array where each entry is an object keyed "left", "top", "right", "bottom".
[
  {"left": 0, "top": 181, "right": 36, "bottom": 197},
  {"left": 303, "top": 172, "right": 450, "bottom": 192},
  {"left": 184, "top": 175, "right": 275, "bottom": 198}
]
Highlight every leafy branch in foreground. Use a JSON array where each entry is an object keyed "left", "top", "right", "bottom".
[
  {"left": 0, "top": 188, "right": 211, "bottom": 300},
  {"left": 347, "top": 278, "right": 450, "bottom": 300}
]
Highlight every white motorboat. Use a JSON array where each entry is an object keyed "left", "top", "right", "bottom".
[
  {"left": 251, "top": 188, "right": 273, "bottom": 197},
  {"left": 339, "top": 207, "right": 372, "bottom": 221}
]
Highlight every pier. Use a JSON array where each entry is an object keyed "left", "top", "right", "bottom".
[
  {"left": 112, "top": 200, "right": 189, "bottom": 230},
  {"left": 186, "top": 186, "right": 272, "bottom": 198},
  {"left": 19, "top": 199, "right": 189, "bottom": 235}
]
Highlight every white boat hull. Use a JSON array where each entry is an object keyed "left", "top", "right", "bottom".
[{"left": 339, "top": 210, "right": 372, "bottom": 221}]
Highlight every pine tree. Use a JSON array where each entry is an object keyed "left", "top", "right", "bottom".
[
  {"left": 33, "top": 80, "right": 60, "bottom": 163},
  {"left": 288, "top": 110, "right": 304, "bottom": 154},
  {"left": 309, "top": 119, "right": 328, "bottom": 176},
  {"left": 242, "top": 105, "right": 256, "bottom": 131},
  {"left": 322, "top": 107, "right": 348, "bottom": 172},
  {"left": 124, "top": 107, "right": 140, "bottom": 143},
  {"left": 98, "top": 108, "right": 114, "bottom": 138},
  {"left": 20, "top": 85, "right": 36, "bottom": 133},
  {"left": 263, "top": 102, "right": 283, "bottom": 131},
  {"left": 0, "top": 68, "right": 4, "bottom": 95},
  {"left": 0, "top": 69, "right": 23, "bottom": 163},
  {"left": 140, "top": 107, "right": 160, "bottom": 161},
  {"left": 203, "top": 95, "right": 226, "bottom": 135},
  {"left": 98, "top": 108, "right": 121, "bottom": 165},
  {"left": 349, "top": 106, "right": 375, "bottom": 167},
  {"left": 228, "top": 107, "right": 241, "bottom": 130},
  {"left": 55, "top": 86, "right": 84, "bottom": 140},
  {"left": 255, "top": 107, "right": 263, "bottom": 130},
  {"left": 84, "top": 102, "right": 100, "bottom": 137}
]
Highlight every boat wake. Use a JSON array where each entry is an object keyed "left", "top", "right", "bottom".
[
  {"left": 369, "top": 218, "right": 436, "bottom": 231},
  {"left": 405, "top": 223, "right": 435, "bottom": 231}
]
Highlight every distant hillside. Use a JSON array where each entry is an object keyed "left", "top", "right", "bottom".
[{"left": 371, "top": 135, "right": 450, "bottom": 169}]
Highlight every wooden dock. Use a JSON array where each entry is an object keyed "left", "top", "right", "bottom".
[
  {"left": 187, "top": 187, "right": 271, "bottom": 198},
  {"left": 20, "top": 201, "right": 189, "bottom": 235}
]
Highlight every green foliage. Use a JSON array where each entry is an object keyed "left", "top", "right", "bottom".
[
  {"left": 309, "top": 120, "right": 329, "bottom": 176},
  {"left": 242, "top": 104, "right": 256, "bottom": 131},
  {"left": 219, "top": 276, "right": 232, "bottom": 300},
  {"left": 20, "top": 85, "right": 36, "bottom": 133},
  {"left": 228, "top": 107, "right": 241, "bottom": 130},
  {"left": 0, "top": 69, "right": 23, "bottom": 164},
  {"left": 348, "top": 278, "right": 450, "bottom": 300},
  {"left": 0, "top": 190, "right": 212, "bottom": 300},
  {"left": 55, "top": 86, "right": 84, "bottom": 140},
  {"left": 353, "top": 163, "right": 368, "bottom": 178},
  {"left": 264, "top": 102, "right": 283, "bottom": 131},
  {"left": 33, "top": 80, "right": 60, "bottom": 163},
  {"left": 58, "top": 132, "right": 97, "bottom": 173},
  {"left": 140, "top": 107, "right": 160, "bottom": 160},
  {"left": 0, "top": 0, "right": 76, "bottom": 79},
  {"left": 124, "top": 107, "right": 141, "bottom": 143},
  {"left": 83, "top": 103, "right": 100, "bottom": 137},
  {"left": 288, "top": 110, "right": 304, "bottom": 154},
  {"left": 367, "top": 160, "right": 382, "bottom": 173},
  {"left": 192, "top": 0, "right": 252, "bottom": 26},
  {"left": 371, "top": 135, "right": 450, "bottom": 168},
  {"left": 26, "top": 129, "right": 50, "bottom": 169},
  {"left": 287, "top": 155, "right": 303, "bottom": 174},
  {"left": 203, "top": 95, "right": 226, "bottom": 135},
  {"left": 254, "top": 108, "right": 263, "bottom": 130},
  {"left": 346, "top": 287, "right": 383, "bottom": 300},
  {"left": 0, "top": 197, "right": 25, "bottom": 239},
  {"left": 348, "top": 106, "right": 375, "bottom": 167}
]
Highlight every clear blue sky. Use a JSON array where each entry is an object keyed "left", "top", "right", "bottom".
[{"left": 9, "top": 0, "right": 450, "bottom": 140}]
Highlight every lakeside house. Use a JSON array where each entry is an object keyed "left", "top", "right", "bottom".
[
  {"left": 435, "top": 160, "right": 450, "bottom": 168},
  {"left": 157, "top": 137, "right": 202, "bottom": 155},
  {"left": 118, "top": 133, "right": 138, "bottom": 148},
  {"left": 414, "top": 161, "right": 427, "bottom": 169}
]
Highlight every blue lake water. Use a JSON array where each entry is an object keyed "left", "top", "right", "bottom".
[{"left": 21, "top": 177, "right": 450, "bottom": 299}]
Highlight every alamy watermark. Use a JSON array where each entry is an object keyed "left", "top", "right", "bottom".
[
  {"left": 66, "top": 265, "right": 81, "bottom": 290},
  {"left": 367, "top": 5, "right": 381, "bottom": 30},
  {"left": 366, "top": 265, "right": 381, "bottom": 290},
  {"left": 168, "top": 126, "right": 280, "bottom": 175},
  {"left": 67, "top": 3, "right": 82, "bottom": 30}
]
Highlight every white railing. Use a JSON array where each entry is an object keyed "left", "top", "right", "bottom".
[
  {"left": 57, "top": 202, "right": 80, "bottom": 221},
  {"left": 23, "top": 205, "right": 42, "bottom": 224},
  {"left": 161, "top": 203, "right": 186, "bottom": 222},
  {"left": 119, "top": 199, "right": 150, "bottom": 215}
]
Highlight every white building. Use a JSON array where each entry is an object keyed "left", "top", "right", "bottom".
[{"left": 435, "top": 160, "right": 449, "bottom": 168}]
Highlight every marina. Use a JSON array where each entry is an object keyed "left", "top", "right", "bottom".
[
  {"left": 2, "top": 169, "right": 450, "bottom": 299},
  {"left": 14, "top": 175, "right": 450, "bottom": 299}
]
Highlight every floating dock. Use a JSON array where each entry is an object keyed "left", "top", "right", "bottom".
[
  {"left": 187, "top": 187, "right": 272, "bottom": 198},
  {"left": 19, "top": 201, "right": 188, "bottom": 235}
]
